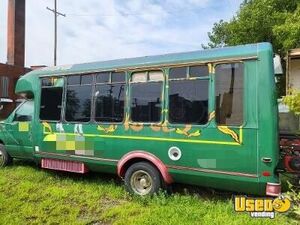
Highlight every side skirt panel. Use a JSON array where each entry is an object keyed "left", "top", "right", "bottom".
[{"left": 41, "top": 158, "right": 88, "bottom": 174}]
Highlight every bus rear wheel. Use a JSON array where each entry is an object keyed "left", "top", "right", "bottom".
[
  {"left": 124, "top": 162, "right": 162, "bottom": 196},
  {"left": 0, "top": 144, "right": 12, "bottom": 168}
]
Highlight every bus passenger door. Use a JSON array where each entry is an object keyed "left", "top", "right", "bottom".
[
  {"left": 6, "top": 100, "right": 34, "bottom": 158},
  {"left": 36, "top": 76, "right": 99, "bottom": 159},
  {"left": 36, "top": 77, "right": 64, "bottom": 156}
]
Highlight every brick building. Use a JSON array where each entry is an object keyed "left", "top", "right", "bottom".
[{"left": 0, "top": 0, "right": 30, "bottom": 119}]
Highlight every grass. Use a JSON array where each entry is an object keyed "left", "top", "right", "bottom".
[{"left": 0, "top": 161, "right": 298, "bottom": 225}]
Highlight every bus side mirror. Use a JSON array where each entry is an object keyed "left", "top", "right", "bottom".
[{"left": 0, "top": 98, "right": 14, "bottom": 120}]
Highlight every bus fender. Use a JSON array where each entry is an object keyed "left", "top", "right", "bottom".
[{"left": 117, "top": 151, "right": 173, "bottom": 184}]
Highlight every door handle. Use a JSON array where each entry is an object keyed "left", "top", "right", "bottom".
[{"left": 262, "top": 157, "right": 272, "bottom": 163}]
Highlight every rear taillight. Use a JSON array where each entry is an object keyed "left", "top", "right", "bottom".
[{"left": 266, "top": 182, "right": 281, "bottom": 196}]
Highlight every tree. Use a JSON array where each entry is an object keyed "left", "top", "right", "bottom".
[
  {"left": 283, "top": 90, "right": 300, "bottom": 115},
  {"left": 204, "top": 0, "right": 300, "bottom": 97},
  {"left": 273, "top": 5, "right": 300, "bottom": 51},
  {"left": 204, "top": 0, "right": 299, "bottom": 54}
]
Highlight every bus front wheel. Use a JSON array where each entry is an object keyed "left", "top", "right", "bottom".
[
  {"left": 124, "top": 162, "right": 162, "bottom": 196},
  {"left": 0, "top": 144, "right": 12, "bottom": 168}
]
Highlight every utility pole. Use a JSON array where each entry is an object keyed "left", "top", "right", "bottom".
[{"left": 46, "top": 0, "right": 66, "bottom": 66}]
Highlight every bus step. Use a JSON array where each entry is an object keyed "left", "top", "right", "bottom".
[{"left": 41, "top": 158, "right": 88, "bottom": 174}]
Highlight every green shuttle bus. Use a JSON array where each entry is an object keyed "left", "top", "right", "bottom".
[{"left": 0, "top": 43, "right": 281, "bottom": 196}]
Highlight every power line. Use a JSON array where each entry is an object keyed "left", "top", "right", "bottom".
[{"left": 46, "top": 0, "right": 66, "bottom": 66}]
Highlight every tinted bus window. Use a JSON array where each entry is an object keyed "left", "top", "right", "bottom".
[
  {"left": 40, "top": 88, "right": 63, "bottom": 121},
  {"left": 189, "top": 65, "right": 209, "bottom": 78},
  {"left": 215, "top": 63, "right": 244, "bottom": 126},
  {"left": 94, "top": 71, "right": 125, "bottom": 122},
  {"left": 169, "top": 67, "right": 186, "bottom": 79},
  {"left": 81, "top": 75, "right": 93, "bottom": 85},
  {"left": 96, "top": 72, "right": 110, "bottom": 83},
  {"left": 169, "top": 80, "right": 209, "bottom": 124},
  {"left": 168, "top": 65, "right": 209, "bottom": 124},
  {"left": 130, "top": 71, "right": 163, "bottom": 123},
  {"left": 111, "top": 72, "right": 125, "bottom": 83},
  {"left": 65, "top": 75, "right": 92, "bottom": 122},
  {"left": 40, "top": 77, "right": 64, "bottom": 121},
  {"left": 95, "top": 84, "right": 125, "bottom": 122},
  {"left": 67, "top": 75, "right": 80, "bottom": 85}
]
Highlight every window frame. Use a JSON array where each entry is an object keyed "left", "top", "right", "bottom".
[
  {"left": 93, "top": 71, "right": 127, "bottom": 124},
  {"left": 167, "top": 65, "right": 210, "bottom": 126},
  {"left": 39, "top": 77, "right": 64, "bottom": 122},
  {"left": 129, "top": 70, "right": 165, "bottom": 124},
  {"left": 213, "top": 61, "right": 246, "bottom": 127}
]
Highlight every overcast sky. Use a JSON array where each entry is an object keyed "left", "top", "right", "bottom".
[{"left": 0, "top": 0, "right": 243, "bottom": 67}]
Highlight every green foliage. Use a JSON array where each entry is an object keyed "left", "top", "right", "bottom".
[
  {"left": 282, "top": 90, "right": 300, "bottom": 115},
  {"left": 0, "top": 161, "right": 296, "bottom": 224},
  {"left": 202, "top": 20, "right": 229, "bottom": 49},
  {"left": 273, "top": 5, "right": 300, "bottom": 51},
  {"left": 204, "top": 0, "right": 300, "bottom": 97},
  {"left": 205, "top": 0, "right": 300, "bottom": 54},
  {"left": 285, "top": 181, "right": 300, "bottom": 217}
]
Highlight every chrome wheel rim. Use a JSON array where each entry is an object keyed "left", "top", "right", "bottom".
[
  {"left": 0, "top": 151, "right": 4, "bottom": 167},
  {"left": 130, "top": 170, "right": 153, "bottom": 195}
]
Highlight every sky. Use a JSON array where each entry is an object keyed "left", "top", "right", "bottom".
[{"left": 0, "top": 0, "right": 243, "bottom": 67}]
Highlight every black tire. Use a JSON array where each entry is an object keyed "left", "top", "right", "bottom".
[
  {"left": 124, "top": 162, "right": 162, "bottom": 196},
  {"left": 0, "top": 144, "right": 12, "bottom": 168}
]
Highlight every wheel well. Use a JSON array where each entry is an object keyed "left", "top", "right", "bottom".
[
  {"left": 120, "top": 158, "right": 157, "bottom": 178},
  {"left": 118, "top": 151, "right": 173, "bottom": 184},
  {"left": 0, "top": 140, "right": 4, "bottom": 145}
]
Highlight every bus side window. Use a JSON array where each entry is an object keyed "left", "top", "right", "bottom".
[
  {"left": 215, "top": 63, "right": 244, "bottom": 126},
  {"left": 65, "top": 75, "right": 92, "bottom": 122},
  {"left": 168, "top": 66, "right": 209, "bottom": 124},
  {"left": 14, "top": 101, "right": 34, "bottom": 122},
  {"left": 40, "top": 77, "right": 64, "bottom": 121},
  {"left": 130, "top": 71, "right": 163, "bottom": 123},
  {"left": 95, "top": 72, "right": 125, "bottom": 123}
]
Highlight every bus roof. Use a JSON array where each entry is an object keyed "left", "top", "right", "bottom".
[{"left": 24, "top": 42, "right": 272, "bottom": 78}]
